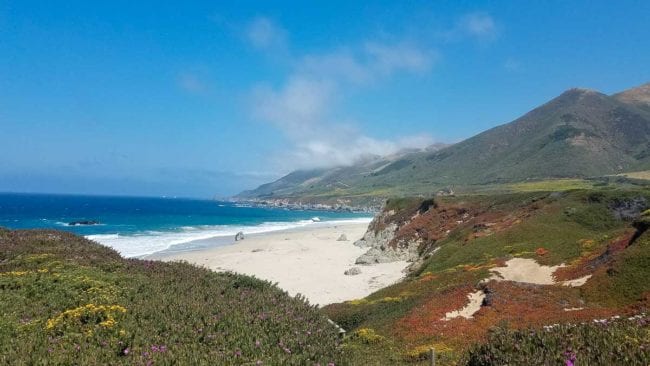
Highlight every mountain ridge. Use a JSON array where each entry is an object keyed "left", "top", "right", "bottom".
[{"left": 237, "top": 82, "right": 650, "bottom": 203}]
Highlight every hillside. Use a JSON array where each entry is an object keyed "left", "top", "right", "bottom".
[
  {"left": 614, "top": 82, "right": 650, "bottom": 113},
  {"left": 325, "top": 187, "right": 650, "bottom": 365},
  {"left": 238, "top": 83, "right": 650, "bottom": 203},
  {"left": 236, "top": 145, "right": 449, "bottom": 205},
  {"left": 0, "top": 229, "right": 343, "bottom": 364}
]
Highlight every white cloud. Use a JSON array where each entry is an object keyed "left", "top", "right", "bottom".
[
  {"left": 275, "top": 134, "right": 434, "bottom": 170},
  {"left": 394, "top": 134, "right": 437, "bottom": 150},
  {"left": 437, "top": 12, "right": 498, "bottom": 43},
  {"left": 297, "top": 42, "right": 435, "bottom": 86},
  {"left": 457, "top": 12, "right": 498, "bottom": 40},
  {"left": 299, "top": 50, "right": 372, "bottom": 84},
  {"left": 245, "top": 16, "right": 287, "bottom": 50},
  {"left": 251, "top": 73, "right": 434, "bottom": 169},
  {"left": 364, "top": 42, "right": 434, "bottom": 75},
  {"left": 177, "top": 72, "right": 208, "bottom": 94},
  {"left": 504, "top": 58, "right": 523, "bottom": 72},
  {"left": 245, "top": 16, "right": 447, "bottom": 170},
  {"left": 252, "top": 76, "right": 335, "bottom": 135}
]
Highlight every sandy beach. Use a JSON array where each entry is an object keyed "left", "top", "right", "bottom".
[{"left": 148, "top": 221, "right": 408, "bottom": 305}]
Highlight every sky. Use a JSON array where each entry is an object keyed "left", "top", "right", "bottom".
[{"left": 1, "top": 1, "right": 649, "bottom": 198}]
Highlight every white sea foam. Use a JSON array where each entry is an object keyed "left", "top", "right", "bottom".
[
  {"left": 86, "top": 217, "right": 371, "bottom": 258},
  {"left": 56, "top": 221, "right": 106, "bottom": 227}
]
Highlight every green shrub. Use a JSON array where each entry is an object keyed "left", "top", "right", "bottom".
[
  {"left": 464, "top": 316, "right": 650, "bottom": 365},
  {"left": 0, "top": 229, "right": 342, "bottom": 365}
]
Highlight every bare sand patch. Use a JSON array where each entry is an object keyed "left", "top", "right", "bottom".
[
  {"left": 489, "top": 258, "right": 592, "bottom": 287},
  {"left": 489, "top": 258, "right": 563, "bottom": 285},
  {"left": 561, "top": 274, "right": 592, "bottom": 287},
  {"left": 443, "top": 290, "right": 485, "bottom": 320}
]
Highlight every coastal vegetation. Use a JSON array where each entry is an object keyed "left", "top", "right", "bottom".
[
  {"left": 2, "top": 186, "right": 650, "bottom": 364},
  {"left": 466, "top": 315, "right": 649, "bottom": 365},
  {"left": 324, "top": 187, "right": 650, "bottom": 364},
  {"left": 2, "top": 186, "right": 650, "bottom": 365},
  {"left": 0, "top": 229, "right": 342, "bottom": 365}
]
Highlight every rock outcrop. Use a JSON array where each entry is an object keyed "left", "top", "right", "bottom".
[
  {"left": 344, "top": 267, "right": 361, "bottom": 275},
  {"left": 352, "top": 197, "right": 500, "bottom": 267},
  {"left": 68, "top": 220, "right": 100, "bottom": 226},
  {"left": 235, "top": 231, "right": 245, "bottom": 241},
  {"left": 608, "top": 196, "right": 647, "bottom": 220},
  {"left": 353, "top": 204, "right": 425, "bottom": 264}
]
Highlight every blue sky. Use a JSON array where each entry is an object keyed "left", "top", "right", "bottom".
[{"left": 1, "top": 1, "right": 649, "bottom": 197}]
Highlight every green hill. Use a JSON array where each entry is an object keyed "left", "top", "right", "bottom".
[
  {"left": 325, "top": 187, "right": 650, "bottom": 365},
  {"left": 236, "top": 145, "right": 450, "bottom": 204},
  {"left": 238, "top": 83, "right": 650, "bottom": 203}
]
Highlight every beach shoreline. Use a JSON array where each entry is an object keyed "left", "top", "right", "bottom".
[{"left": 147, "top": 220, "right": 408, "bottom": 306}]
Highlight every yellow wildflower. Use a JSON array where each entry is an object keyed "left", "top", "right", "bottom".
[
  {"left": 351, "top": 328, "right": 385, "bottom": 344},
  {"left": 0, "top": 271, "right": 29, "bottom": 276},
  {"left": 45, "top": 304, "right": 126, "bottom": 330}
]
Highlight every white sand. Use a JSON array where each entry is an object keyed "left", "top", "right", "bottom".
[
  {"left": 148, "top": 222, "right": 408, "bottom": 306},
  {"left": 489, "top": 258, "right": 591, "bottom": 287},
  {"left": 561, "top": 274, "right": 592, "bottom": 287},
  {"left": 563, "top": 307, "right": 584, "bottom": 312},
  {"left": 444, "top": 290, "right": 486, "bottom": 320},
  {"left": 489, "top": 258, "right": 563, "bottom": 285}
]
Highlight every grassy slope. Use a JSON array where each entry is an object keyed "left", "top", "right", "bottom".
[
  {"left": 324, "top": 188, "right": 650, "bottom": 365},
  {"left": 0, "top": 229, "right": 342, "bottom": 365}
]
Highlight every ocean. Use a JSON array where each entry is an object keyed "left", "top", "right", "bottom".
[{"left": 0, "top": 193, "right": 372, "bottom": 257}]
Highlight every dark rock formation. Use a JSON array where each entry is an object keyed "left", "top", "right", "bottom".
[
  {"left": 344, "top": 267, "right": 362, "bottom": 275},
  {"left": 68, "top": 221, "right": 100, "bottom": 226},
  {"left": 609, "top": 197, "right": 647, "bottom": 220}
]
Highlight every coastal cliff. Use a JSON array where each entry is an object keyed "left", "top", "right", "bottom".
[{"left": 353, "top": 197, "right": 482, "bottom": 269}]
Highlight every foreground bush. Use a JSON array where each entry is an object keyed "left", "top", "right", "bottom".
[
  {"left": 0, "top": 229, "right": 342, "bottom": 365},
  {"left": 465, "top": 315, "right": 650, "bottom": 365}
]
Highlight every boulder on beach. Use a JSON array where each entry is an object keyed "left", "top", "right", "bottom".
[
  {"left": 355, "top": 247, "right": 405, "bottom": 264},
  {"left": 336, "top": 234, "right": 348, "bottom": 241},
  {"left": 344, "top": 267, "right": 362, "bottom": 276},
  {"left": 235, "top": 231, "right": 245, "bottom": 241}
]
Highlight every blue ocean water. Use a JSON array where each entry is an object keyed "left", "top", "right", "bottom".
[{"left": 0, "top": 193, "right": 371, "bottom": 257}]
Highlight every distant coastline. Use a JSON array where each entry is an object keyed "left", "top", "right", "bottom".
[
  {"left": 0, "top": 193, "right": 373, "bottom": 257},
  {"left": 225, "top": 197, "right": 380, "bottom": 213}
]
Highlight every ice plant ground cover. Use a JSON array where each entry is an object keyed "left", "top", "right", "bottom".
[
  {"left": 465, "top": 315, "right": 649, "bottom": 365},
  {"left": 325, "top": 188, "right": 650, "bottom": 365},
  {"left": 0, "top": 229, "right": 342, "bottom": 365}
]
